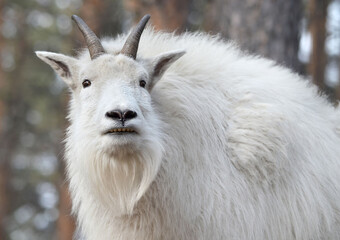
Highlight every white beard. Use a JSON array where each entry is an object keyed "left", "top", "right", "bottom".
[{"left": 66, "top": 125, "right": 164, "bottom": 217}]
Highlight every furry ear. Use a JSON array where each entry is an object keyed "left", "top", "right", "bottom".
[
  {"left": 149, "top": 50, "right": 185, "bottom": 89},
  {"left": 36, "top": 51, "right": 78, "bottom": 89}
]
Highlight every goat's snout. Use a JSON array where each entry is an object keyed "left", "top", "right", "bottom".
[{"left": 105, "top": 109, "right": 137, "bottom": 125}]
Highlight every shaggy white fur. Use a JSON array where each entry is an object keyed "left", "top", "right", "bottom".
[{"left": 37, "top": 24, "right": 340, "bottom": 240}]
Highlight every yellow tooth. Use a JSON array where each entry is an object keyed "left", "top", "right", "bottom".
[{"left": 107, "top": 128, "right": 135, "bottom": 133}]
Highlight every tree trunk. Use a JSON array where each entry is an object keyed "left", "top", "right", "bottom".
[
  {"left": 308, "top": 0, "right": 329, "bottom": 91},
  {"left": 0, "top": 1, "right": 9, "bottom": 238},
  {"left": 205, "top": 0, "right": 303, "bottom": 72},
  {"left": 56, "top": 102, "right": 76, "bottom": 240},
  {"left": 124, "top": 0, "right": 192, "bottom": 32},
  {"left": 76, "top": 0, "right": 123, "bottom": 43},
  {"left": 57, "top": 181, "right": 76, "bottom": 240},
  {"left": 0, "top": 166, "right": 8, "bottom": 240}
]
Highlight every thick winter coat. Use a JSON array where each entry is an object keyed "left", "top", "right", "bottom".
[{"left": 36, "top": 15, "right": 340, "bottom": 240}]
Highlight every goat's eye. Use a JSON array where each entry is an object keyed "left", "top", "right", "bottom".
[
  {"left": 82, "top": 79, "right": 91, "bottom": 88},
  {"left": 139, "top": 80, "right": 146, "bottom": 88}
]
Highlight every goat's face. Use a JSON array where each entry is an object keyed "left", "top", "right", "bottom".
[
  {"left": 73, "top": 53, "right": 166, "bottom": 155},
  {"left": 36, "top": 50, "right": 184, "bottom": 156},
  {"left": 79, "top": 54, "right": 150, "bottom": 153}
]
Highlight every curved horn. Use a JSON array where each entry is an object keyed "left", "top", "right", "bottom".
[
  {"left": 120, "top": 14, "right": 151, "bottom": 59},
  {"left": 71, "top": 15, "right": 105, "bottom": 60}
]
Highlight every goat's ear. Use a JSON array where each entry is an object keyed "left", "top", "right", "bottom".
[
  {"left": 148, "top": 50, "right": 185, "bottom": 89},
  {"left": 35, "top": 51, "right": 78, "bottom": 88}
]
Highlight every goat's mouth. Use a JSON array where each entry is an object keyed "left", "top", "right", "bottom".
[{"left": 104, "top": 127, "right": 138, "bottom": 135}]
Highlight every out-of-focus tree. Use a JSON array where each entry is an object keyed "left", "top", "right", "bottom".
[
  {"left": 0, "top": 1, "right": 9, "bottom": 237},
  {"left": 57, "top": 172, "right": 75, "bottom": 240},
  {"left": 78, "top": 0, "right": 123, "bottom": 41},
  {"left": 124, "top": 0, "right": 192, "bottom": 32},
  {"left": 205, "top": 0, "right": 303, "bottom": 72},
  {"left": 308, "top": 0, "right": 329, "bottom": 92},
  {"left": 57, "top": 112, "right": 75, "bottom": 240},
  {"left": 0, "top": 1, "right": 8, "bottom": 238}
]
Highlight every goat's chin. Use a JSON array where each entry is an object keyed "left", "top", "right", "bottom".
[
  {"left": 101, "top": 134, "right": 144, "bottom": 157},
  {"left": 71, "top": 132, "right": 163, "bottom": 216}
]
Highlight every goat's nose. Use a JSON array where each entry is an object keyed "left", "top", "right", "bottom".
[{"left": 105, "top": 110, "right": 137, "bottom": 123}]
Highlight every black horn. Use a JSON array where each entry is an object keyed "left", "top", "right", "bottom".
[
  {"left": 120, "top": 14, "right": 150, "bottom": 59},
  {"left": 72, "top": 15, "right": 105, "bottom": 60}
]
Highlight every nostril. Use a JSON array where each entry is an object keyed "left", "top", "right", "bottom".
[
  {"left": 105, "top": 110, "right": 122, "bottom": 120},
  {"left": 123, "top": 110, "right": 137, "bottom": 120}
]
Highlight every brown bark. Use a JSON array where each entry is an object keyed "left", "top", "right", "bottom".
[
  {"left": 205, "top": 0, "right": 303, "bottom": 72},
  {"left": 57, "top": 182, "right": 76, "bottom": 240},
  {"left": 56, "top": 111, "right": 75, "bottom": 240},
  {"left": 124, "top": 0, "right": 192, "bottom": 32},
  {"left": 79, "top": 0, "right": 105, "bottom": 32},
  {"left": 308, "top": 0, "right": 329, "bottom": 91},
  {"left": 56, "top": 80, "right": 75, "bottom": 240},
  {"left": 0, "top": 0, "right": 9, "bottom": 238},
  {"left": 0, "top": 166, "right": 8, "bottom": 240},
  {"left": 75, "top": 0, "right": 123, "bottom": 44}
]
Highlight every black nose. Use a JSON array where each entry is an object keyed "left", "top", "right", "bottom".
[{"left": 105, "top": 110, "right": 137, "bottom": 124}]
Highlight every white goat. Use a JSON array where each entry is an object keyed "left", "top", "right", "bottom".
[{"left": 36, "top": 15, "right": 340, "bottom": 240}]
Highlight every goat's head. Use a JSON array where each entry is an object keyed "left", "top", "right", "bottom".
[
  {"left": 36, "top": 15, "right": 184, "bottom": 156},
  {"left": 36, "top": 15, "right": 185, "bottom": 215}
]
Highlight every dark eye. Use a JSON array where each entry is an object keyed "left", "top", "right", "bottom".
[
  {"left": 139, "top": 80, "right": 146, "bottom": 88},
  {"left": 82, "top": 79, "right": 91, "bottom": 88}
]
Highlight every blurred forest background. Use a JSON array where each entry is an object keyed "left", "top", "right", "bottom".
[{"left": 0, "top": 0, "right": 339, "bottom": 239}]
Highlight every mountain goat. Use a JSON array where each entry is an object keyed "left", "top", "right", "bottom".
[{"left": 36, "top": 15, "right": 340, "bottom": 239}]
